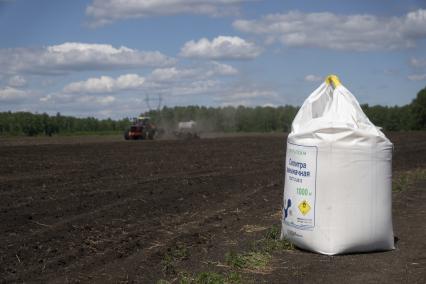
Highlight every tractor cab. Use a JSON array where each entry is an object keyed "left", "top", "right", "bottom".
[
  {"left": 124, "top": 116, "right": 157, "bottom": 140},
  {"left": 137, "top": 116, "right": 151, "bottom": 125}
]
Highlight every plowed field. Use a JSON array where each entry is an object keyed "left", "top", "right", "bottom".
[{"left": 1, "top": 133, "right": 426, "bottom": 283}]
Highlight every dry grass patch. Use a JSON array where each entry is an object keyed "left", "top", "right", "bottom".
[{"left": 393, "top": 168, "right": 426, "bottom": 192}]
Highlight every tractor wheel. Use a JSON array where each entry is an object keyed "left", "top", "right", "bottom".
[
  {"left": 148, "top": 130, "right": 155, "bottom": 140},
  {"left": 124, "top": 130, "right": 130, "bottom": 140}
]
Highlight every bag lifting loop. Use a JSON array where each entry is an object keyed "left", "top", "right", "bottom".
[{"left": 325, "top": 74, "right": 341, "bottom": 89}]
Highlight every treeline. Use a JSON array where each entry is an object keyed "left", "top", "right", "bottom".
[
  {"left": 362, "top": 86, "right": 425, "bottom": 131},
  {"left": 0, "top": 87, "right": 425, "bottom": 136},
  {"left": 146, "top": 105, "right": 298, "bottom": 132},
  {"left": 0, "top": 112, "right": 131, "bottom": 136},
  {"left": 147, "top": 86, "right": 426, "bottom": 132}
]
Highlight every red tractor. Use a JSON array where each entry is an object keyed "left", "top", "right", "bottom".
[{"left": 124, "top": 116, "right": 157, "bottom": 140}]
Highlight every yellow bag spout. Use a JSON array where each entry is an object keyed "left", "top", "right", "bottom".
[{"left": 325, "top": 74, "right": 341, "bottom": 89}]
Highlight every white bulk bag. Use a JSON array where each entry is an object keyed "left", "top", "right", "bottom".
[{"left": 281, "top": 75, "right": 394, "bottom": 255}]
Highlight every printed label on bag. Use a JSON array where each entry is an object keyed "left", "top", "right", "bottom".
[{"left": 283, "top": 142, "right": 317, "bottom": 230}]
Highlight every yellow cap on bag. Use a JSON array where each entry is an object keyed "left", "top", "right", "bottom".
[{"left": 325, "top": 74, "right": 341, "bottom": 89}]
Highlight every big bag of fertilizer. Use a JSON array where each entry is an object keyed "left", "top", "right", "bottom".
[{"left": 281, "top": 75, "right": 394, "bottom": 255}]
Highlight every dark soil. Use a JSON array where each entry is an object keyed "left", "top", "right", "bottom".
[{"left": 0, "top": 132, "right": 425, "bottom": 283}]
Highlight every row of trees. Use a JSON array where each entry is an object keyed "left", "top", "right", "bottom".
[
  {"left": 148, "top": 87, "right": 426, "bottom": 132},
  {"left": 146, "top": 105, "right": 299, "bottom": 133},
  {"left": 0, "top": 112, "right": 131, "bottom": 136},
  {"left": 0, "top": 87, "right": 425, "bottom": 136},
  {"left": 362, "top": 86, "right": 425, "bottom": 131}
]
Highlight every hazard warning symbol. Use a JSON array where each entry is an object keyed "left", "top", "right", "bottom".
[{"left": 298, "top": 200, "right": 311, "bottom": 215}]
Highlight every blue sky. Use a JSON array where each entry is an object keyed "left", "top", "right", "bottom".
[{"left": 0, "top": 0, "right": 425, "bottom": 118}]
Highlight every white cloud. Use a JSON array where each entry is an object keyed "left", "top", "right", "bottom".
[
  {"left": 80, "top": 95, "right": 116, "bottom": 105},
  {"left": 0, "top": 87, "right": 33, "bottom": 102},
  {"left": 63, "top": 74, "right": 145, "bottom": 94},
  {"left": 218, "top": 86, "right": 279, "bottom": 106},
  {"left": 410, "top": 57, "right": 426, "bottom": 68},
  {"left": 262, "top": 103, "right": 278, "bottom": 108},
  {"left": 408, "top": 74, "right": 426, "bottom": 81},
  {"left": 233, "top": 9, "right": 426, "bottom": 51},
  {"left": 39, "top": 74, "right": 280, "bottom": 117},
  {"left": 86, "top": 0, "right": 254, "bottom": 27},
  {"left": 8, "top": 75, "right": 27, "bottom": 87},
  {"left": 24, "top": 61, "right": 240, "bottom": 117},
  {"left": 149, "top": 62, "right": 238, "bottom": 82},
  {"left": 62, "top": 61, "right": 237, "bottom": 96},
  {"left": 145, "top": 62, "right": 238, "bottom": 96},
  {"left": 180, "top": 36, "right": 262, "bottom": 60},
  {"left": 149, "top": 67, "right": 198, "bottom": 82},
  {"left": 161, "top": 80, "right": 219, "bottom": 96},
  {"left": 304, "top": 74, "right": 323, "bottom": 82},
  {"left": 40, "top": 93, "right": 116, "bottom": 106},
  {"left": 0, "top": 42, "right": 175, "bottom": 75},
  {"left": 228, "top": 89, "right": 276, "bottom": 100},
  {"left": 209, "top": 61, "right": 239, "bottom": 76}
]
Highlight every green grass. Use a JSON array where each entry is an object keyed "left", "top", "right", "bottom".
[
  {"left": 225, "top": 225, "right": 293, "bottom": 271},
  {"left": 195, "top": 271, "right": 241, "bottom": 284},
  {"left": 393, "top": 168, "right": 426, "bottom": 192},
  {"left": 225, "top": 251, "right": 270, "bottom": 270},
  {"left": 158, "top": 225, "right": 292, "bottom": 283},
  {"left": 161, "top": 243, "right": 189, "bottom": 275},
  {"left": 251, "top": 225, "right": 294, "bottom": 253},
  {"left": 157, "top": 271, "right": 242, "bottom": 284}
]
